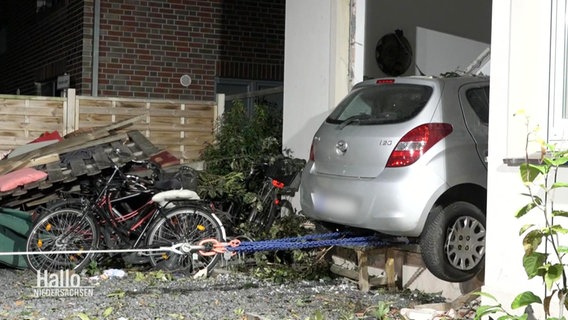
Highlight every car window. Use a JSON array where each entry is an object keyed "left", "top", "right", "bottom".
[
  {"left": 465, "top": 86, "right": 489, "bottom": 124},
  {"left": 327, "top": 84, "right": 433, "bottom": 124}
]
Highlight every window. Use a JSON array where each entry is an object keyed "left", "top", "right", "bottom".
[
  {"left": 466, "top": 87, "right": 490, "bottom": 124},
  {"left": 36, "top": 0, "right": 64, "bottom": 14},
  {"left": 550, "top": 0, "right": 568, "bottom": 140},
  {"left": 215, "top": 78, "right": 283, "bottom": 116},
  {"left": 327, "top": 84, "right": 433, "bottom": 124}
]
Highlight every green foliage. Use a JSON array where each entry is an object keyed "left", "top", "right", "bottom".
[
  {"left": 197, "top": 100, "right": 291, "bottom": 233},
  {"left": 84, "top": 260, "right": 100, "bottom": 277},
  {"left": 244, "top": 214, "right": 334, "bottom": 282},
  {"left": 196, "top": 171, "right": 250, "bottom": 204},
  {"left": 371, "top": 301, "right": 391, "bottom": 320},
  {"left": 132, "top": 270, "right": 173, "bottom": 284},
  {"left": 476, "top": 140, "right": 568, "bottom": 320},
  {"left": 200, "top": 100, "right": 283, "bottom": 176},
  {"left": 305, "top": 310, "right": 325, "bottom": 320}
]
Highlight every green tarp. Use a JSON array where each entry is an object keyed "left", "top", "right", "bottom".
[{"left": 0, "top": 208, "right": 31, "bottom": 269}]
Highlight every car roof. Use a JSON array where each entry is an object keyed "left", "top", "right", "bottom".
[{"left": 353, "top": 74, "right": 489, "bottom": 90}]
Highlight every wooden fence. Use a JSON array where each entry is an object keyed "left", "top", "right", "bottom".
[{"left": 0, "top": 89, "right": 217, "bottom": 162}]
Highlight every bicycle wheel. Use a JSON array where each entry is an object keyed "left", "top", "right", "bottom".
[
  {"left": 146, "top": 205, "right": 225, "bottom": 276},
  {"left": 26, "top": 208, "right": 99, "bottom": 272}
]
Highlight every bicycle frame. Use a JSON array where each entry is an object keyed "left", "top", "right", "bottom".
[
  {"left": 26, "top": 156, "right": 228, "bottom": 274},
  {"left": 68, "top": 161, "right": 169, "bottom": 251}
]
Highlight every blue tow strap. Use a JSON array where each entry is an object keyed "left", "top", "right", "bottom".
[{"left": 226, "top": 232, "right": 408, "bottom": 253}]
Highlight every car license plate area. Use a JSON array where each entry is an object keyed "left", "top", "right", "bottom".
[{"left": 311, "top": 193, "right": 357, "bottom": 216}]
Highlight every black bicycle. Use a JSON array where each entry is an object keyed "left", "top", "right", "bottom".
[{"left": 246, "top": 157, "right": 305, "bottom": 234}]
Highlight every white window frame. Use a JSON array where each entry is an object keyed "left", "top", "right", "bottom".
[{"left": 550, "top": 0, "right": 568, "bottom": 141}]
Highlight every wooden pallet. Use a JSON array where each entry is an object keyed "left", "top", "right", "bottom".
[{"left": 0, "top": 116, "right": 166, "bottom": 209}]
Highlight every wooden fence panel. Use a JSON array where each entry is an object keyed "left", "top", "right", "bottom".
[
  {"left": 0, "top": 96, "right": 65, "bottom": 152},
  {"left": 77, "top": 97, "right": 216, "bottom": 162},
  {"left": 0, "top": 93, "right": 216, "bottom": 163}
]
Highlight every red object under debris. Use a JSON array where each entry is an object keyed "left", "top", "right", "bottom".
[
  {"left": 31, "top": 131, "right": 63, "bottom": 143},
  {"left": 150, "top": 150, "right": 180, "bottom": 167}
]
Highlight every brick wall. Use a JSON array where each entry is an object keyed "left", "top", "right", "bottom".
[
  {"left": 0, "top": 0, "right": 85, "bottom": 95},
  {"left": 217, "top": 0, "right": 285, "bottom": 81},
  {"left": 0, "top": 0, "right": 285, "bottom": 100},
  {"left": 95, "top": 0, "right": 223, "bottom": 100}
]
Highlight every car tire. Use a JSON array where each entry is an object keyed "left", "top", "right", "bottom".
[{"left": 419, "top": 201, "right": 486, "bottom": 283}]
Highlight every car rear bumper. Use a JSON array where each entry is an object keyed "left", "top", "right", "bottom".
[{"left": 299, "top": 162, "right": 446, "bottom": 237}]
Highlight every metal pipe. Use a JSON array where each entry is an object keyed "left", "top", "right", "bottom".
[{"left": 91, "top": 0, "right": 100, "bottom": 97}]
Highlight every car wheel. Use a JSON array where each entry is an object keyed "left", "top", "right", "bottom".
[{"left": 419, "top": 201, "right": 486, "bottom": 282}]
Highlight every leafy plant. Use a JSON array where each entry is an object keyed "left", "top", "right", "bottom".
[
  {"left": 198, "top": 100, "right": 288, "bottom": 234},
  {"left": 200, "top": 100, "right": 282, "bottom": 176},
  {"left": 84, "top": 260, "right": 101, "bottom": 277},
  {"left": 305, "top": 310, "right": 325, "bottom": 320},
  {"left": 475, "top": 113, "right": 568, "bottom": 319},
  {"left": 371, "top": 301, "right": 392, "bottom": 320}
]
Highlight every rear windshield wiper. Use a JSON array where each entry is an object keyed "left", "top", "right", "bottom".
[{"left": 338, "top": 114, "right": 371, "bottom": 129}]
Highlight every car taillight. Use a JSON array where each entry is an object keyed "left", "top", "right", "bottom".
[
  {"left": 386, "top": 123, "right": 453, "bottom": 167},
  {"left": 376, "top": 79, "right": 395, "bottom": 84},
  {"left": 309, "top": 142, "right": 315, "bottom": 161}
]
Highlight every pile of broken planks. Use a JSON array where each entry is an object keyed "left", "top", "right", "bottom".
[{"left": 0, "top": 115, "right": 171, "bottom": 210}]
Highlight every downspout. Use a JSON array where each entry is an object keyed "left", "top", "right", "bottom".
[
  {"left": 91, "top": 0, "right": 100, "bottom": 97},
  {"left": 348, "top": 0, "right": 354, "bottom": 89}
]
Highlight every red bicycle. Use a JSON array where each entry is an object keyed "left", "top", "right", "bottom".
[{"left": 26, "top": 156, "right": 227, "bottom": 276}]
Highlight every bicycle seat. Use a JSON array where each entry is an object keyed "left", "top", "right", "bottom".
[{"left": 152, "top": 189, "right": 200, "bottom": 208}]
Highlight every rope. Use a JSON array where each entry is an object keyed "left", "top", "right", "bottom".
[
  {"left": 0, "top": 242, "right": 209, "bottom": 256},
  {"left": 227, "top": 232, "right": 407, "bottom": 253},
  {"left": 0, "top": 232, "right": 408, "bottom": 257}
]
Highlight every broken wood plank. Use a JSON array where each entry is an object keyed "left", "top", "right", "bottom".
[
  {"left": 357, "top": 249, "right": 370, "bottom": 292},
  {"left": 4, "top": 192, "right": 49, "bottom": 208},
  {"left": 0, "top": 117, "right": 141, "bottom": 175},
  {"left": 329, "top": 264, "right": 387, "bottom": 287},
  {"left": 127, "top": 130, "right": 160, "bottom": 156},
  {"left": 111, "top": 141, "right": 133, "bottom": 159},
  {"left": 45, "top": 162, "right": 66, "bottom": 183},
  {"left": 92, "top": 147, "right": 112, "bottom": 169},
  {"left": 11, "top": 187, "right": 27, "bottom": 197},
  {"left": 25, "top": 193, "right": 59, "bottom": 207},
  {"left": 99, "top": 114, "right": 146, "bottom": 133},
  {"left": 69, "top": 158, "right": 88, "bottom": 177},
  {"left": 57, "top": 133, "right": 128, "bottom": 156},
  {"left": 27, "top": 154, "right": 60, "bottom": 168},
  {"left": 85, "top": 162, "right": 101, "bottom": 176},
  {"left": 37, "top": 180, "right": 53, "bottom": 190}
]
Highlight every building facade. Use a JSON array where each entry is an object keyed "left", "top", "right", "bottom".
[{"left": 0, "top": 0, "right": 285, "bottom": 101}]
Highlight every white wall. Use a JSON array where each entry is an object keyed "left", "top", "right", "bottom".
[
  {"left": 415, "top": 27, "right": 490, "bottom": 76},
  {"left": 364, "top": 0, "right": 491, "bottom": 78},
  {"left": 484, "top": 1, "right": 554, "bottom": 317},
  {"left": 282, "top": 0, "right": 352, "bottom": 160}
]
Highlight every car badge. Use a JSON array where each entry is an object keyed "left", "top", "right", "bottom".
[{"left": 336, "top": 140, "right": 348, "bottom": 155}]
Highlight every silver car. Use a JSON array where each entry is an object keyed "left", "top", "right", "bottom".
[{"left": 300, "top": 75, "right": 489, "bottom": 282}]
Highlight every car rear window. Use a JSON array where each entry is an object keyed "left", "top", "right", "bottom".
[{"left": 327, "top": 84, "right": 433, "bottom": 125}]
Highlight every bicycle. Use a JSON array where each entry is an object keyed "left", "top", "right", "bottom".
[
  {"left": 246, "top": 157, "right": 305, "bottom": 234},
  {"left": 26, "top": 152, "right": 226, "bottom": 276}
]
